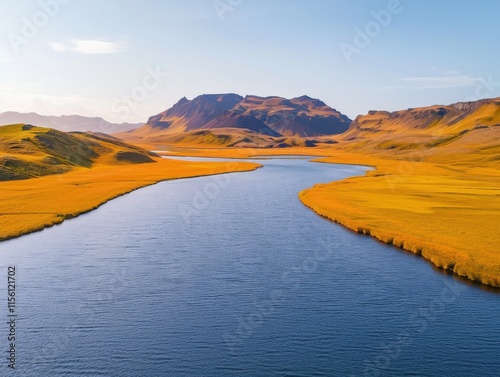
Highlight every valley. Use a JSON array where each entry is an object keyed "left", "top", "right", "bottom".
[{"left": 0, "top": 95, "right": 499, "bottom": 287}]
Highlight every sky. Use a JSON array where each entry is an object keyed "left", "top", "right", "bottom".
[{"left": 1, "top": 0, "right": 499, "bottom": 123}]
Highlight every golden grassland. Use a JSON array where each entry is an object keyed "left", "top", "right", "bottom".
[
  {"left": 0, "top": 124, "right": 159, "bottom": 180},
  {"left": 117, "top": 126, "right": 324, "bottom": 149},
  {"left": 0, "top": 158, "right": 259, "bottom": 241},
  {"left": 300, "top": 155, "right": 500, "bottom": 287},
  {"left": 295, "top": 102, "right": 500, "bottom": 287},
  {"left": 0, "top": 125, "right": 260, "bottom": 241}
]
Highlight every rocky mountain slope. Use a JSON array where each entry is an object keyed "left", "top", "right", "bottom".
[{"left": 117, "top": 94, "right": 351, "bottom": 146}]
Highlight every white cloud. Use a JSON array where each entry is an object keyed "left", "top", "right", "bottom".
[
  {"left": 49, "top": 42, "right": 67, "bottom": 52},
  {"left": 71, "top": 39, "right": 124, "bottom": 54},
  {"left": 50, "top": 39, "right": 125, "bottom": 54}
]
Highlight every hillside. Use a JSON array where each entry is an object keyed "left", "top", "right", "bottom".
[
  {"left": 143, "top": 128, "right": 319, "bottom": 149},
  {"left": 299, "top": 97, "right": 500, "bottom": 287},
  {"left": 338, "top": 98, "right": 500, "bottom": 166},
  {"left": 116, "top": 94, "right": 351, "bottom": 147},
  {"left": 0, "top": 123, "right": 260, "bottom": 241},
  {"left": 0, "top": 124, "right": 157, "bottom": 181},
  {"left": 0, "top": 112, "right": 142, "bottom": 133}
]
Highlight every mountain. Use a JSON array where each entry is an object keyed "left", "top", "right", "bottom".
[
  {"left": 0, "top": 112, "right": 143, "bottom": 134},
  {"left": 0, "top": 124, "right": 158, "bottom": 181},
  {"left": 338, "top": 97, "right": 500, "bottom": 165},
  {"left": 231, "top": 95, "right": 351, "bottom": 137},
  {"left": 203, "top": 111, "right": 281, "bottom": 137},
  {"left": 144, "top": 93, "right": 244, "bottom": 133},
  {"left": 117, "top": 94, "right": 351, "bottom": 146},
  {"left": 342, "top": 97, "right": 500, "bottom": 140}
]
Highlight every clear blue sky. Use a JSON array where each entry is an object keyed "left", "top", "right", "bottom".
[{"left": 1, "top": 0, "right": 499, "bottom": 123}]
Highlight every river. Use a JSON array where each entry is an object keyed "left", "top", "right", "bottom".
[{"left": 0, "top": 156, "right": 498, "bottom": 376}]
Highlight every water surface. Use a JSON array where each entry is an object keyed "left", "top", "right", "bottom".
[{"left": 0, "top": 157, "right": 498, "bottom": 376}]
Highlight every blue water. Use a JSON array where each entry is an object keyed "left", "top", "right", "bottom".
[{"left": 0, "top": 157, "right": 498, "bottom": 376}]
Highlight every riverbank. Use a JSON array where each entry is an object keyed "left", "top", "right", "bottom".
[
  {"left": 299, "top": 154, "right": 500, "bottom": 288},
  {"left": 0, "top": 157, "right": 260, "bottom": 242}
]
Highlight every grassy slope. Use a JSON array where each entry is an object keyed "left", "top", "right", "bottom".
[
  {"left": 0, "top": 124, "right": 260, "bottom": 241},
  {"left": 117, "top": 127, "right": 324, "bottom": 149},
  {"left": 0, "top": 124, "right": 157, "bottom": 180}
]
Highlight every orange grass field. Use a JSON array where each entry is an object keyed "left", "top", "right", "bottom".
[
  {"left": 300, "top": 154, "right": 500, "bottom": 288},
  {"left": 0, "top": 158, "right": 260, "bottom": 242}
]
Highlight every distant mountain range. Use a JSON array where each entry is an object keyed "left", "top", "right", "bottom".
[
  {"left": 0, "top": 112, "right": 143, "bottom": 133},
  {"left": 3, "top": 96, "right": 499, "bottom": 153},
  {"left": 117, "top": 94, "right": 352, "bottom": 147}
]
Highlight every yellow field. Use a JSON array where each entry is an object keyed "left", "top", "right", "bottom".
[
  {"left": 295, "top": 102, "right": 500, "bottom": 287},
  {"left": 300, "top": 155, "right": 500, "bottom": 287},
  {"left": 0, "top": 158, "right": 259, "bottom": 241}
]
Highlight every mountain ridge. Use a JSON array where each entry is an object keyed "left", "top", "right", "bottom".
[
  {"left": 337, "top": 97, "right": 500, "bottom": 167},
  {"left": 0, "top": 112, "right": 143, "bottom": 134},
  {"left": 117, "top": 93, "right": 352, "bottom": 147}
]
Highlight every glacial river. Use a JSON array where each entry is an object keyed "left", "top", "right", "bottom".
[{"left": 0, "top": 156, "right": 498, "bottom": 376}]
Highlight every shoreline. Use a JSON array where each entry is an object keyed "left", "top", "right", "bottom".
[
  {"left": 299, "top": 195, "right": 500, "bottom": 289},
  {"left": 298, "top": 156, "right": 500, "bottom": 289},
  {"left": 0, "top": 158, "right": 261, "bottom": 243}
]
